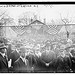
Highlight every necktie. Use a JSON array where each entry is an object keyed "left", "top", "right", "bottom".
[{"left": 4, "top": 55, "right": 8, "bottom": 61}]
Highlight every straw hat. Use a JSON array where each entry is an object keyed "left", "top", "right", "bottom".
[{"left": 19, "top": 46, "right": 26, "bottom": 53}]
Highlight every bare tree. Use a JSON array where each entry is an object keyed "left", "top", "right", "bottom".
[
  {"left": 0, "top": 14, "right": 14, "bottom": 37},
  {"left": 0, "top": 11, "right": 14, "bottom": 43},
  {"left": 0, "top": 11, "right": 7, "bottom": 25},
  {"left": 18, "top": 18, "right": 28, "bottom": 26},
  {"left": 18, "top": 12, "right": 36, "bottom": 26},
  {"left": 0, "top": 15, "right": 14, "bottom": 26},
  {"left": 60, "top": 13, "right": 72, "bottom": 39},
  {"left": 0, "top": 11, "right": 8, "bottom": 37}
]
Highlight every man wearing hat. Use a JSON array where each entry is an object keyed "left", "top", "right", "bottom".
[
  {"left": 8, "top": 47, "right": 20, "bottom": 68},
  {"left": 0, "top": 43, "right": 8, "bottom": 73},
  {"left": 13, "top": 46, "right": 29, "bottom": 73},
  {"left": 26, "top": 49, "right": 37, "bottom": 72},
  {"left": 69, "top": 48, "right": 75, "bottom": 72}
]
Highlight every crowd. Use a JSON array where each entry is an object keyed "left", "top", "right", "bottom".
[{"left": 0, "top": 37, "right": 75, "bottom": 73}]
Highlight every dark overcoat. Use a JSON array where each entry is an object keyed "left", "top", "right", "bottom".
[
  {"left": 9, "top": 50, "right": 20, "bottom": 67},
  {"left": 0, "top": 54, "right": 8, "bottom": 73},
  {"left": 13, "top": 58, "right": 30, "bottom": 73}
]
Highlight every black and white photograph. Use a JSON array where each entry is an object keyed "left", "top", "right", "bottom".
[{"left": 0, "top": 2, "right": 75, "bottom": 73}]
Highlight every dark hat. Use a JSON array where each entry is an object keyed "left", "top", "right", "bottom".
[{"left": 0, "top": 43, "right": 7, "bottom": 49}]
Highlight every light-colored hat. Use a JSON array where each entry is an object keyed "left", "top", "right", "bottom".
[
  {"left": 0, "top": 43, "right": 7, "bottom": 49},
  {"left": 19, "top": 46, "right": 26, "bottom": 53}
]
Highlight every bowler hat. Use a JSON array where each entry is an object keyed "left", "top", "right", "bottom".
[{"left": 0, "top": 43, "right": 7, "bottom": 49}]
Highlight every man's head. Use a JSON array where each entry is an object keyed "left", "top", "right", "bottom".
[
  {"left": 19, "top": 47, "right": 26, "bottom": 58},
  {"left": 0, "top": 43, "right": 7, "bottom": 53},
  {"left": 70, "top": 49, "right": 75, "bottom": 57}
]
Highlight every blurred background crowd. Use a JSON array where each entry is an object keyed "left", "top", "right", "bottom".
[{"left": 0, "top": 36, "right": 75, "bottom": 73}]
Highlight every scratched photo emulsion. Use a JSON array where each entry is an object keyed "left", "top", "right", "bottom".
[{"left": 0, "top": 3, "right": 75, "bottom": 73}]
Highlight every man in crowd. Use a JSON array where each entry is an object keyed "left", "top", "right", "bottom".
[
  {"left": 56, "top": 51, "right": 66, "bottom": 72},
  {"left": 34, "top": 48, "right": 56, "bottom": 73},
  {"left": 34, "top": 51, "right": 46, "bottom": 72},
  {"left": 8, "top": 47, "right": 20, "bottom": 68},
  {"left": 13, "top": 46, "right": 29, "bottom": 73},
  {"left": 70, "top": 48, "right": 75, "bottom": 72},
  {"left": 56, "top": 48, "right": 72, "bottom": 73},
  {"left": 0, "top": 43, "right": 8, "bottom": 73},
  {"left": 5, "top": 43, "right": 13, "bottom": 61},
  {"left": 26, "top": 49, "right": 37, "bottom": 72},
  {"left": 63, "top": 50, "right": 72, "bottom": 72}
]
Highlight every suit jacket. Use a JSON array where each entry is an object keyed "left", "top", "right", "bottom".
[
  {"left": 26, "top": 54, "right": 37, "bottom": 67},
  {"left": 7, "top": 44, "right": 13, "bottom": 61},
  {"left": 56, "top": 55, "right": 71, "bottom": 73},
  {"left": 56, "top": 56, "right": 65, "bottom": 72},
  {"left": 13, "top": 57, "right": 30, "bottom": 73},
  {"left": 26, "top": 54, "right": 37, "bottom": 72},
  {"left": 0, "top": 54, "right": 8, "bottom": 73},
  {"left": 70, "top": 56, "right": 75, "bottom": 72},
  {"left": 34, "top": 55, "right": 50, "bottom": 72},
  {"left": 9, "top": 50, "right": 20, "bottom": 67}
]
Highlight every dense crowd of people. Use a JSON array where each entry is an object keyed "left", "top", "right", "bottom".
[{"left": 0, "top": 37, "right": 75, "bottom": 73}]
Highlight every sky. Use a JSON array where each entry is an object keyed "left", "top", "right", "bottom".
[{"left": 0, "top": 4, "right": 75, "bottom": 25}]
